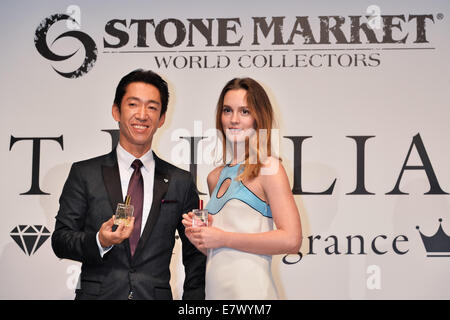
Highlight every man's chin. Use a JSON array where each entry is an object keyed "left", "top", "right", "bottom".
[{"left": 120, "top": 138, "right": 152, "bottom": 151}]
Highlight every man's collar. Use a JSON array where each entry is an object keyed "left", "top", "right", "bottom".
[{"left": 116, "top": 143, "right": 154, "bottom": 171}]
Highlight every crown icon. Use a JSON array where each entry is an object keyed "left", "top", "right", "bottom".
[
  {"left": 10, "top": 225, "right": 51, "bottom": 256},
  {"left": 416, "top": 219, "right": 450, "bottom": 257}
]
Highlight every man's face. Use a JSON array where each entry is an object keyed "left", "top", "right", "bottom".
[{"left": 112, "top": 82, "right": 165, "bottom": 157}]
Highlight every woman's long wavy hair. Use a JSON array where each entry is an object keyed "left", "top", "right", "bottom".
[{"left": 215, "top": 77, "right": 275, "bottom": 181}]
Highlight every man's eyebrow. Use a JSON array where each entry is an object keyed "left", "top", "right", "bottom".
[{"left": 126, "top": 96, "right": 161, "bottom": 105}]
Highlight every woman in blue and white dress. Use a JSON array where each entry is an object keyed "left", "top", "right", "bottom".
[{"left": 182, "top": 78, "right": 302, "bottom": 300}]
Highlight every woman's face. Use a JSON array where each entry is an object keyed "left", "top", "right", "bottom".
[{"left": 221, "top": 89, "right": 256, "bottom": 143}]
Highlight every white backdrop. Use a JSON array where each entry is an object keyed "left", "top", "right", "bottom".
[{"left": 1, "top": 0, "right": 449, "bottom": 299}]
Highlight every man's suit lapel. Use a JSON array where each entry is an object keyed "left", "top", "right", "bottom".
[
  {"left": 133, "top": 153, "right": 169, "bottom": 259},
  {"left": 101, "top": 151, "right": 123, "bottom": 210}
]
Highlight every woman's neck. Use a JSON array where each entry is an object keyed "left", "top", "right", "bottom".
[{"left": 230, "top": 141, "right": 247, "bottom": 165}]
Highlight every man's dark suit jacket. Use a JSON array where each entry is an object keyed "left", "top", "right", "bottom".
[{"left": 51, "top": 150, "right": 206, "bottom": 300}]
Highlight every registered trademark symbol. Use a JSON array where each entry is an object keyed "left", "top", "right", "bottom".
[{"left": 437, "top": 13, "right": 444, "bottom": 20}]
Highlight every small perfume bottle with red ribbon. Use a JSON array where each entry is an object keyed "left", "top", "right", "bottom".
[{"left": 192, "top": 199, "right": 208, "bottom": 227}]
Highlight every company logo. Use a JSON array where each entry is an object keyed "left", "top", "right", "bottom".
[
  {"left": 416, "top": 218, "right": 450, "bottom": 257},
  {"left": 10, "top": 225, "right": 51, "bottom": 256},
  {"left": 34, "top": 14, "right": 97, "bottom": 79},
  {"left": 35, "top": 9, "right": 442, "bottom": 77}
]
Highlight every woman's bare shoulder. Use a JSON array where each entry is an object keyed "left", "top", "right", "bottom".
[
  {"left": 260, "top": 156, "right": 284, "bottom": 178},
  {"left": 207, "top": 165, "right": 225, "bottom": 193}
]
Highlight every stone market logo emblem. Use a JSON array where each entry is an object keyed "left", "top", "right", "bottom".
[
  {"left": 416, "top": 218, "right": 450, "bottom": 257},
  {"left": 10, "top": 225, "right": 51, "bottom": 256},
  {"left": 34, "top": 14, "right": 97, "bottom": 79}
]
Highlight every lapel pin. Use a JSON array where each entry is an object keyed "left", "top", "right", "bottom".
[{"left": 164, "top": 178, "right": 169, "bottom": 183}]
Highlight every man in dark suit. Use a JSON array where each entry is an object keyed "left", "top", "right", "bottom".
[{"left": 52, "top": 69, "right": 206, "bottom": 300}]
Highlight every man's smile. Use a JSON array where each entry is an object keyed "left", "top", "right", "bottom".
[{"left": 131, "top": 123, "right": 150, "bottom": 131}]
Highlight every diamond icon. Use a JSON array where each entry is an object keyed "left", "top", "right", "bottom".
[{"left": 10, "top": 225, "right": 51, "bottom": 255}]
